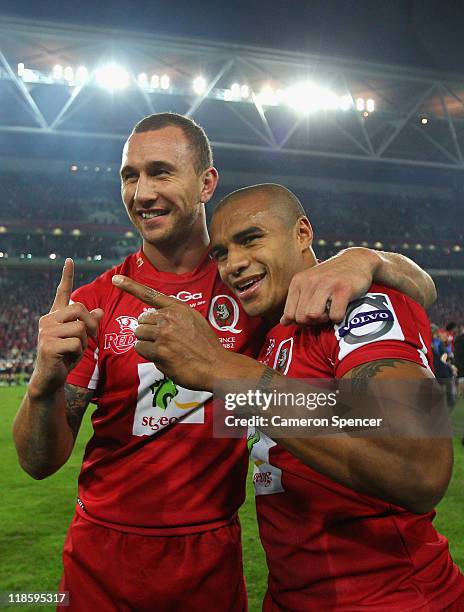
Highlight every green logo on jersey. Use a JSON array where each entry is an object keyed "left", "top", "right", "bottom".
[
  {"left": 150, "top": 377, "right": 178, "bottom": 411},
  {"left": 247, "top": 430, "right": 261, "bottom": 453}
]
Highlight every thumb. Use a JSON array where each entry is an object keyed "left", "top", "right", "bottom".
[{"left": 89, "top": 308, "right": 104, "bottom": 337}]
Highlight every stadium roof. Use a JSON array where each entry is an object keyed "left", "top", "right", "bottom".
[{"left": 2, "top": 16, "right": 464, "bottom": 169}]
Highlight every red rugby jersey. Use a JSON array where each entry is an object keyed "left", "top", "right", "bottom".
[
  {"left": 250, "top": 285, "right": 464, "bottom": 610},
  {"left": 68, "top": 250, "right": 264, "bottom": 535}
]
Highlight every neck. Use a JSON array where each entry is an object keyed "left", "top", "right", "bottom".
[
  {"left": 142, "top": 218, "right": 210, "bottom": 274},
  {"left": 265, "top": 248, "right": 319, "bottom": 327}
]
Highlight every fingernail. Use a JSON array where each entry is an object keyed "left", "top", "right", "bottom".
[{"left": 112, "top": 275, "right": 123, "bottom": 285}]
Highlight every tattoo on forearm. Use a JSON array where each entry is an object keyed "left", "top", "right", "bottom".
[
  {"left": 64, "top": 384, "right": 92, "bottom": 440},
  {"left": 350, "top": 359, "right": 404, "bottom": 394}
]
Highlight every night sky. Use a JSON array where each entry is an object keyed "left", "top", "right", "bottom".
[{"left": 2, "top": 0, "right": 464, "bottom": 74}]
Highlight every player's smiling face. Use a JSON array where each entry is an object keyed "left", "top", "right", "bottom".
[
  {"left": 120, "top": 126, "right": 210, "bottom": 248},
  {"left": 211, "top": 193, "right": 310, "bottom": 320}
]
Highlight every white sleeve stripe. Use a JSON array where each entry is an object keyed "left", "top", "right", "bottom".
[{"left": 87, "top": 347, "right": 99, "bottom": 390}]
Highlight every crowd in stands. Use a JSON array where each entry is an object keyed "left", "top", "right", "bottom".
[{"left": 1, "top": 169, "right": 462, "bottom": 383}]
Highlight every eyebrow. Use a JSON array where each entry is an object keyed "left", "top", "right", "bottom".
[
  {"left": 211, "top": 226, "right": 264, "bottom": 257},
  {"left": 120, "top": 160, "right": 176, "bottom": 177}
]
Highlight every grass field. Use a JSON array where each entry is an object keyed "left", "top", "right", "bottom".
[{"left": 1, "top": 387, "right": 463, "bottom": 611}]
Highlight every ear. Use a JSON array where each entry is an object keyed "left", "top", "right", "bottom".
[
  {"left": 200, "top": 167, "right": 219, "bottom": 204},
  {"left": 296, "top": 217, "right": 313, "bottom": 252}
]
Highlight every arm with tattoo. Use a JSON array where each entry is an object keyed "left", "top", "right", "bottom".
[
  {"left": 268, "top": 358, "right": 452, "bottom": 513},
  {"left": 13, "top": 383, "right": 93, "bottom": 479}
]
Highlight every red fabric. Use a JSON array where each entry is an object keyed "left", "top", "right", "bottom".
[
  {"left": 58, "top": 513, "right": 247, "bottom": 612},
  {"left": 67, "top": 250, "right": 264, "bottom": 534},
  {"left": 252, "top": 284, "right": 464, "bottom": 610}
]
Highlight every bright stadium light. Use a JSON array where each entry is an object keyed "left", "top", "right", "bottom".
[
  {"left": 366, "top": 98, "right": 375, "bottom": 112},
  {"left": 75, "top": 66, "right": 89, "bottom": 83},
  {"left": 160, "top": 74, "right": 170, "bottom": 90},
  {"left": 49, "top": 253, "right": 57, "bottom": 260},
  {"left": 241, "top": 84, "right": 249, "bottom": 99},
  {"left": 339, "top": 94, "right": 353, "bottom": 111},
  {"left": 284, "top": 82, "right": 340, "bottom": 114},
  {"left": 231, "top": 83, "right": 241, "bottom": 98},
  {"left": 63, "top": 66, "right": 74, "bottom": 82},
  {"left": 193, "top": 76, "right": 207, "bottom": 94},
  {"left": 17, "top": 62, "right": 25, "bottom": 77},
  {"left": 137, "top": 73, "right": 148, "bottom": 86},
  {"left": 256, "top": 85, "right": 279, "bottom": 106},
  {"left": 95, "top": 63, "right": 130, "bottom": 91},
  {"left": 224, "top": 88, "right": 233, "bottom": 101},
  {"left": 151, "top": 74, "right": 160, "bottom": 88},
  {"left": 421, "top": 117, "right": 428, "bottom": 125},
  {"left": 356, "top": 98, "right": 365, "bottom": 111},
  {"left": 52, "top": 64, "right": 63, "bottom": 80}
]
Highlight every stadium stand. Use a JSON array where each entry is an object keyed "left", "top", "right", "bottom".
[{"left": 0, "top": 167, "right": 462, "bottom": 377}]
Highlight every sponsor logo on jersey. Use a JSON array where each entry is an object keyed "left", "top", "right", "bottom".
[
  {"left": 208, "top": 295, "right": 242, "bottom": 334},
  {"left": 273, "top": 337, "right": 294, "bottom": 374},
  {"left": 253, "top": 471, "right": 273, "bottom": 487},
  {"left": 335, "top": 292, "right": 404, "bottom": 360},
  {"left": 133, "top": 364, "right": 209, "bottom": 436},
  {"left": 170, "top": 290, "right": 203, "bottom": 302},
  {"left": 136, "top": 256, "right": 144, "bottom": 268},
  {"left": 104, "top": 315, "right": 138, "bottom": 354}
]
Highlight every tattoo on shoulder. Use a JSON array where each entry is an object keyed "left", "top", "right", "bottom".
[
  {"left": 350, "top": 359, "right": 404, "bottom": 394},
  {"left": 64, "top": 384, "right": 93, "bottom": 439}
]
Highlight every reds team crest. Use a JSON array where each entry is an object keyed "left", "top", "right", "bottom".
[
  {"left": 273, "top": 337, "right": 294, "bottom": 374},
  {"left": 104, "top": 315, "right": 138, "bottom": 354},
  {"left": 208, "top": 295, "right": 242, "bottom": 333}
]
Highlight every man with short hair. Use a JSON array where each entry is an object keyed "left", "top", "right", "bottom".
[
  {"left": 115, "top": 183, "right": 464, "bottom": 610},
  {"left": 14, "top": 115, "right": 438, "bottom": 611}
]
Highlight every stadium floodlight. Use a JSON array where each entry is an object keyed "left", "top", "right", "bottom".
[
  {"left": 137, "top": 73, "right": 148, "bottom": 87},
  {"left": 125, "top": 231, "right": 135, "bottom": 238},
  {"left": 70, "top": 165, "right": 78, "bottom": 172},
  {"left": 356, "top": 98, "right": 365, "bottom": 111},
  {"left": 151, "top": 74, "right": 160, "bottom": 88},
  {"left": 0, "top": 252, "right": 4, "bottom": 258},
  {"left": 421, "top": 117, "right": 428, "bottom": 125},
  {"left": 317, "top": 239, "right": 326, "bottom": 246},
  {"left": 231, "top": 83, "right": 241, "bottom": 98},
  {"left": 49, "top": 253, "right": 57, "bottom": 260},
  {"left": 224, "top": 88, "right": 233, "bottom": 101},
  {"left": 193, "top": 76, "right": 207, "bottom": 94},
  {"left": 95, "top": 63, "right": 130, "bottom": 91},
  {"left": 415, "top": 244, "right": 423, "bottom": 250},
  {"left": 0, "top": 226, "right": 7, "bottom": 233},
  {"left": 374, "top": 241, "right": 383, "bottom": 248},
  {"left": 75, "top": 66, "right": 89, "bottom": 83},
  {"left": 366, "top": 98, "right": 375, "bottom": 112},
  {"left": 17, "top": 62, "right": 25, "bottom": 77},
  {"left": 241, "top": 85, "right": 250, "bottom": 99},
  {"left": 339, "top": 94, "right": 353, "bottom": 111},
  {"left": 256, "top": 85, "right": 280, "bottom": 106},
  {"left": 160, "top": 74, "right": 170, "bottom": 90},
  {"left": 284, "top": 82, "right": 340, "bottom": 114},
  {"left": 52, "top": 64, "right": 63, "bottom": 80},
  {"left": 52, "top": 228, "right": 62, "bottom": 235},
  {"left": 453, "top": 245, "right": 462, "bottom": 252},
  {"left": 71, "top": 229, "right": 81, "bottom": 236},
  {"left": 63, "top": 66, "right": 74, "bottom": 82}
]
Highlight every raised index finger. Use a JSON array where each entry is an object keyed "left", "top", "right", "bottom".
[
  {"left": 112, "top": 275, "right": 179, "bottom": 308},
  {"left": 50, "top": 258, "right": 74, "bottom": 312}
]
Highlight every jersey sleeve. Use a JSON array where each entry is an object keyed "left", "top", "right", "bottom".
[
  {"left": 322, "top": 285, "right": 432, "bottom": 378},
  {"left": 66, "top": 282, "right": 101, "bottom": 391}
]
